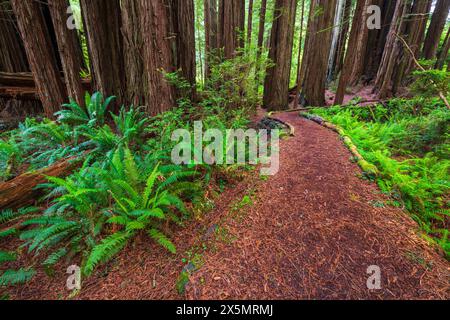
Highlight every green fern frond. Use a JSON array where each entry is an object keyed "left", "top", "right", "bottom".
[
  {"left": 84, "top": 231, "right": 132, "bottom": 276},
  {"left": 0, "top": 268, "right": 35, "bottom": 287},
  {"left": 148, "top": 228, "right": 176, "bottom": 254}
]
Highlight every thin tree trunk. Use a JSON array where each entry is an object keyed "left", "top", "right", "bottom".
[
  {"left": 327, "top": 0, "right": 346, "bottom": 83},
  {"left": 11, "top": 0, "right": 66, "bottom": 118},
  {"left": 80, "top": 0, "right": 124, "bottom": 109},
  {"left": 204, "top": 0, "right": 218, "bottom": 76},
  {"left": 293, "top": 0, "right": 306, "bottom": 107},
  {"left": 332, "top": 0, "right": 352, "bottom": 81},
  {"left": 301, "top": 0, "right": 337, "bottom": 106},
  {"left": 247, "top": 0, "right": 254, "bottom": 46},
  {"left": 255, "top": 0, "right": 267, "bottom": 87},
  {"left": 422, "top": 0, "right": 450, "bottom": 60},
  {"left": 297, "top": 0, "right": 315, "bottom": 91},
  {"left": 48, "top": 0, "right": 84, "bottom": 107},
  {"left": 263, "top": 0, "right": 298, "bottom": 111},
  {"left": 435, "top": 27, "right": 450, "bottom": 70}
]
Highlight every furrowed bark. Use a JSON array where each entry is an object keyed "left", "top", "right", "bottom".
[
  {"left": 48, "top": 0, "right": 85, "bottom": 107},
  {"left": 263, "top": 0, "right": 298, "bottom": 111},
  {"left": 11, "top": 0, "right": 66, "bottom": 118}
]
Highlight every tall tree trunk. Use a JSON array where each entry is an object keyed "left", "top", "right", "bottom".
[
  {"left": 362, "top": 0, "right": 396, "bottom": 82},
  {"left": 11, "top": 0, "right": 66, "bottom": 118},
  {"left": 393, "top": 0, "right": 433, "bottom": 89},
  {"left": 422, "top": 0, "right": 450, "bottom": 60},
  {"left": 332, "top": 0, "right": 352, "bottom": 81},
  {"left": 374, "top": 0, "right": 407, "bottom": 99},
  {"left": 218, "top": 0, "right": 245, "bottom": 59},
  {"left": 170, "top": 0, "right": 197, "bottom": 100},
  {"left": 263, "top": 0, "right": 298, "bottom": 111},
  {"left": 48, "top": 0, "right": 85, "bottom": 107},
  {"left": 327, "top": 0, "right": 346, "bottom": 83},
  {"left": 0, "top": 1, "right": 29, "bottom": 72},
  {"left": 298, "top": 0, "right": 315, "bottom": 91},
  {"left": 335, "top": 0, "right": 371, "bottom": 105},
  {"left": 139, "top": 0, "right": 175, "bottom": 115},
  {"left": 293, "top": 0, "right": 306, "bottom": 107},
  {"left": 255, "top": 0, "right": 267, "bottom": 87},
  {"left": 301, "top": 0, "right": 337, "bottom": 106},
  {"left": 204, "top": 0, "right": 219, "bottom": 76},
  {"left": 435, "top": 27, "right": 450, "bottom": 69},
  {"left": 121, "top": 0, "right": 145, "bottom": 107},
  {"left": 80, "top": 0, "right": 124, "bottom": 109},
  {"left": 247, "top": 0, "right": 254, "bottom": 46},
  {"left": 348, "top": 0, "right": 376, "bottom": 86}
]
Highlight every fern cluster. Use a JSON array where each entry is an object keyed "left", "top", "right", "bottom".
[{"left": 313, "top": 99, "right": 450, "bottom": 258}]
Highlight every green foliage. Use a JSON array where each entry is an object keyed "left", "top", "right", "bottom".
[
  {"left": 57, "top": 92, "right": 115, "bottom": 127},
  {"left": 0, "top": 53, "right": 255, "bottom": 290},
  {"left": 411, "top": 69, "right": 450, "bottom": 98}
]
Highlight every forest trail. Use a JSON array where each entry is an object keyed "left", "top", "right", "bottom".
[
  {"left": 185, "top": 112, "right": 449, "bottom": 300},
  {"left": 8, "top": 112, "right": 449, "bottom": 300}
]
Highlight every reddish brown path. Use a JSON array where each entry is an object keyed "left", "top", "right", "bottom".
[
  {"left": 6, "top": 112, "right": 448, "bottom": 300},
  {"left": 185, "top": 112, "right": 449, "bottom": 300}
]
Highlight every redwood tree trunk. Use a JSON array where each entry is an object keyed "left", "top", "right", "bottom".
[
  {"left": 263, "top": 0, "right": 298, "bottom": 111},
  {"left": 435, "top": 27, "right": 450, "bottom": 70},
  {"left": 170, "top": 0, "right": 197, "bottom": 100},
  {"left": 301, "top": 0, "right": 337, "bottom": 106},
  {"left": 80, "top": 0, "right": 124, "bottom": 109},
  {"left": 254, "top": 0, "right": 267, "bottom": 86},
  {"left": 0, "top": 1, "right": 29, "bottom": 72},
  {"left": 219, "top": 0, "right": 245, "bottom": 59},
  {"left": 293, "top": 0, "right": 306, "bottom": 107},
  {"left": 121, "top": 0, "right": 145, "bottom": 107},
  {"left": 422, "top": 0, "right": 450, "bottom": 60},
  {"left": 247, "top": 0, "right": 254, "bottom": 46},
  {"left": 204, "top": 0, "right": 219, "bottom": 76},
  {"left": 392, "top": 0, "right": 433, "bottom": 89},
  {"left": 11, "top": 0, "right": 66, "bottom": 118},
  {"left": 374, "top": 0, "right": 407, "bottom": 99},
  {"left": 332, "top": 0, "right": 352, "bottom": 81},
  {"left": 362, "top": 0, "right": 396, "bottom": 82},
  {"left": 139, "top": 0, "right": 175, "bottom": 115},
  {"left": 334, "top": 0, "right": 362, "bottom": 105},
  {"left": 48, "top": 0, "right": 85, "bottom": 107}
]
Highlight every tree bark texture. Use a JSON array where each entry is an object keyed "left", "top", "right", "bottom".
[
  {"left": 11, "top": 0, "right": 67, "bottom": 118},
  {"left": 263, "top": 0, "right": 298, "bottom": 111},
  {"left": 80, "top": 0, "right": 125, "bottom": 109},
  {"left": 301, "top": 0, "right": 337, "bottom": 106},
  {"left": 48, "top": 0, "right": 85, "bottom": 107},
  {"left": 422, "top": 0, "right": 450, "bottom": 60}
]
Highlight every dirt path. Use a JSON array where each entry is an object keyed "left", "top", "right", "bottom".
[
  {"left": 5, "top": 112, "right": 448, "bottom": 300},
  {"left": 185, "top": 112, "right": 449, "bottom": 300}
]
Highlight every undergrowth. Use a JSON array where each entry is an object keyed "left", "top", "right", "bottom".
[
  {"left": 0, "top": 53, "right": 260, "bottom": 293},
  {"left": 312, "top": 97, "right": 449, "bottom": 258}
]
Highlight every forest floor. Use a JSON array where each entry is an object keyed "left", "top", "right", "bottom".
[{"left": 5, "top": 110, "right": 449, "bottom": 300}]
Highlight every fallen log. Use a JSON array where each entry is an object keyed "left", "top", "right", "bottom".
[
  {"left": 0, "top": 71, "right": 92, "bottom": 90},
  {"left": 0, "top": 156, "right": 83, "bottom": 210},
  {"left": 0, "top": 86, "right": 39, "bottom": 100}
]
